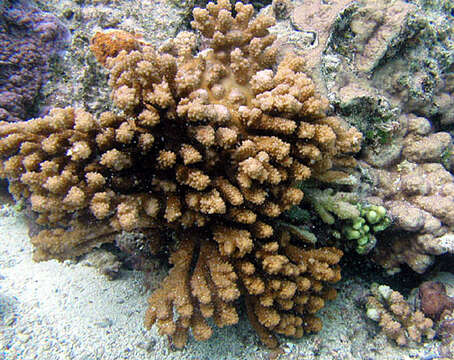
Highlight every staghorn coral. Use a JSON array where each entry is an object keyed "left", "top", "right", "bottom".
[
  {"left": 363, "top": 113, "right": 454, "bottom": 274},
  {"left": 366, "top": 283, "right": 435, "bottom": 347},
  {"left": 0, "top": 0, "right": 362, "bottom": 348}
]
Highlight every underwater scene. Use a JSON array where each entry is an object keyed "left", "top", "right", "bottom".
[{"left": 0, "top": 0, "right": 453, "bottom": 359}]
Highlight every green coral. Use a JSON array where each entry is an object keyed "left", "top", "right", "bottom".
[
  {"left": 343, "top": 204, "right": 391, "bottom": 254},
  {"left": 303, "top": 188, "right": 361, "bottom": 224},
  {"left": 286, "top": 187, "right": 391, "bottom": 254}
]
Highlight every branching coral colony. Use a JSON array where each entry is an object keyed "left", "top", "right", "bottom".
[{"left": 0, "top": 0, "right": 362, "bottom": 348}]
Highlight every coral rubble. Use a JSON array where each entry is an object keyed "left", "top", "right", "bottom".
[
  {"left": 439, "top": 309, "right": 454, "bottom": 358},
  {"left": 0, "top": 0, "right": 363, "bottom": 348}
]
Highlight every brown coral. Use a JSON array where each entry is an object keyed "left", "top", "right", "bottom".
[{"left": 0, "top": 0, "right": 361, "bottom": 348}]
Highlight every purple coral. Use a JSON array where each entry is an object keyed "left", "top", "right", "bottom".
[{"left": 0, "top": 0, "right": 69, "bottom": 122}]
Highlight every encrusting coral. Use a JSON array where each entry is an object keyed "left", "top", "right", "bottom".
[{"left": 0, "top": 0, "right": 362, "bottom": 348}]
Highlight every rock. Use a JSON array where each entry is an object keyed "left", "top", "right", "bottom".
[
  {"left": 401, "top": 173, "right": 432, "bottom": 196},
  {"left": 419, "top": 281, "right": 454, "bottom": 320},
  {"left": 413, "top": 195, "right": 454, "bottom": 226},
  {"left": 429, "top": 272, "right": 454, "bottom": 299},
  {"left": 363, "top": 142, "right": 403, "bottom": 168}
]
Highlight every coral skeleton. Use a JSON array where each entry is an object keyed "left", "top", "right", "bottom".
[{"left": 0, "top": 0, "right": 362, "bottom": 348}]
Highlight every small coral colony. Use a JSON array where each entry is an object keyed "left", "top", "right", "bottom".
[{"left": 0, "top": 0, "right": 452, "bottom": 350}]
